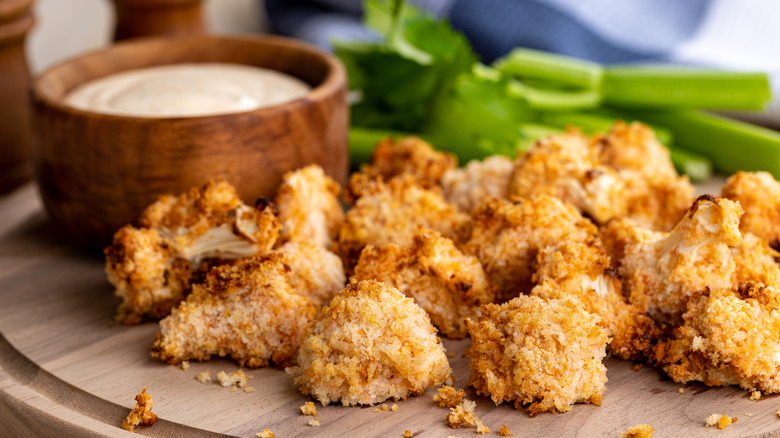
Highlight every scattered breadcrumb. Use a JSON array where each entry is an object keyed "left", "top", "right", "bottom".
[
  {"left": 121, "top": 387, "right": 157, "bottom": 433},
  {"left": 404, "top": 431, "right": 414, "bottom": 437},
  {"left": 301, "top": 401, "right": 318, "bottom": 416},
  {"left": 746, "top": 413, "right": 752, "bottom": 417},
  {"left": 448, "top": 352, "right": 455, "bottom": 358},
  {"left": 180, "top": 360, "right": 190, "bottom": 371},
  {"left": 706, "top": 414, "right": 737, "bottom": 429},
  {"left": 777, "top": 407, "right": 780, "bottom": 418},
  {"left": 446, "top": 399, "right": 489, "bottom": 434},
  {"left": 229, "top": 387, "right": 237, "bottom": 393},
  {"left": 256, "top": 429, "right": 275, "bottom": 438},
  {"left": 622, "top": 424, "right": 654, "bottom": 438},
  {"left": 498, "top": 424, "right": 512, "bottom": 436},
  {"left": 196, "top": 370, "right": 212, "bottom": 383},
  {"left": 750, "top": 390, "right": 762, "bottom": 400},
  {"left": 309, "top": 418, "right": 321, "bottom": 427},
  {"left": 244, "top": 387, "right": 255, "bottom": 393},
  {"left": 217, "top": 369, "right": 248, "bottom": 388},
  {"left": 391, "top": 403, "right": 398, "bottom": 412},
  {"left": 434, "top": 386, "right": 466, "bottom": 408},
  {"left": 678, "top": 388, "right": 685, "bottom": 394},
  {"left": 374, "top": 408, "right": 381, "bottom": 413},
  {"left": 382, "top": 404, "right": 389, "bottom": 411},
  {"left": 632, "top": 364, "right": 643, "bottom": 372}
]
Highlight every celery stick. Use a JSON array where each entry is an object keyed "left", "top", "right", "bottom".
[
  {"left": 667, "top": 146, "right": 713, "bottom": 182},
  {"left": 508, "top": 81, "right": 601, "bottom": 110},
  {"left": 603, "top": 67, "right": 771, "bottom": 110},
  {"left": 495, "top": 48, "right": 603, "bottom": 89},
  {"left": 632, "top": 110, "right": 780, "bottom": 178}
]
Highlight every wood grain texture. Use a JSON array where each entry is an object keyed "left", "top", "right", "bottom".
[
  {"left": 111, "top": 0, "right": 205, "bottom": 42},
  {"left": 29, "top": 35, "right": 348, "bottom": 251},
  {"left": 2, "top": 182, "right": 780, "bottom": 438}
]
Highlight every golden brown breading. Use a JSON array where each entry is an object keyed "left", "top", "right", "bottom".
[
  {"left": 353, "top": 229, "right": 497, "bottom": 339},
  {"left": 467, "top": 295, "right": 608, "bottom": 415},
  {"left": 597, "top": 122, "right": 694, "bottom": 231},
  {"left": 446, "top": 399, "right": 490, "bottom": 434},
  {"left": 275, "top": 241, "right": 345, "bottom": 307},
  {"left": 459, "top": 195, "right": 598, "bottom": 301},
  {"left": 433, "top": 385, "right": 467, "bottom": 408},
  {"left": 275, "top": 165, "right": 344, "bottom": 248},
  {"left": 359, "top": 136, "right": 457, "bottom": 188},
  {"left": 151, "top": 254, "right": 316, "bottom": 368},
  {"left": 655, "top": 282, "right": 780, "bottom": 393},
  {"left": 441, "top": 155, "right": 514, "bottom": 212},
  {"left": 621, "top": 424, "right": 654, "bottom": 438},
  {"left": 105, "top": 180, "right": 280, "bottom": 324},
  {"left": 721, "top": 171, "right": 780, "bottom": 248},
  {"left": 507, "top": 128, "right": 627, "bottom": 224},
  {"left": 288, "top": 280, "right": 451, "bottom": 406},
  {"left": 530, "top": 240, "right": 660, "bottom": 360},
  {"left": 121, "top": 387, "right": 157, "bottom": 432},
  {"left": 333, "top": 175, "right": 468, "bottom": 274}
]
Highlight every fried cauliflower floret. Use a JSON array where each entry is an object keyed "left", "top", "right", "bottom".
[
  {"left": 507, "top": 128, "right": 628, "bottom": 224},
  {"left": 597, "top": 122, "right": 694, "bottom": 231},
  {"left": 333, "top": 175, "right": 468, "bottom": 274},
  {"left": 275, "top": 165, "right": 344, "bottom": 248},
  {"left": 613, "top": 196, "right": 745, "bottom": 324},
  {"left": 288, "top": 280, "right": 452, "bottom": 406},
  {"left": 353, "top": 229, "right": 497, "bottom": 339},
  {"left": 151, "top": 254, "right": 316, "bottom": 368},
  {"left": 359, "top": 136, "right": 457, "bottom": 188},
  {"left": 275, "top": 241, "right": 345, "bottom": 307},
  {"left": 721, "top": 171, "right": 780, "bottom": 248},
  {"left": 441, "top": 155, "right": 514, "bottom": 212},
  {"left": 467, "top": 295, "right": 608, "bottom": 415},
  {"left": 105, "top": 180, "right": 280, "bottom": 324},
  {"left": 460, "top": 195, "right": 598, "bottom": 301},
  {"left": 655, "top": 282, "right": 780, "bottom": 393},
  {"left": 121, "top": 387, "right": 157, "bottom": 432},
  {"left": 530, "top": 240, "right": 660, "bottom": 360}
]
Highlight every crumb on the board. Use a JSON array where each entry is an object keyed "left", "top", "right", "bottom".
[
  {"left": 632, "top": 363, "right": 642, "bottom": 372},
  {"left": 217, "top": 369, "right": 248, "bottom": 388},
  {"left": 256, "top": 429, "right": 275, "bottom": 438},
  {"left": 499, "top": 424, "right": 512, "bottom": 436},
  {"left": 196, "top": 370, "right": 212, "bottom": 383},
  {"left": 374, "top": 408, "right": 381, "bottom": 413},
  {"left": 309, "top": 418, "right": 321, "bottom": 427},
  {"left": 391, "top": 403, "right": 398, "bottom": 412},
  {"left": 121, "top": 387, "right": 157, "bottom": 433},
  {"left": 621, "top": 424, "right": 654, "bottom": 438},
  {"left": 244, "top": 387, "right": 255, "bottom": 393},
  {"left": 301, "top": 401, "right": 318, "bottom": 416},
  {"left": 404, "top": 431, "right": 413, "bottom": 437},
  {"left": 180, "top": 360, "right": 190, "bottom": 371},
  {"left": 706, "top": 414, "right": 737, "bottom": 429},
  {"left": 446, "top": 399, "right": 490, "bottom": 434},
  {"left": 382, "top": 403, "right": 389, "bottom": 411},
  {"left": 750, "top": 390, "right": 762, "bottom": 400},
  {"left": 448, "top": 352, "right": 456, "bottom": 358},
  {"left": 678, "top": 388, "right": 684, "bottom": 394},
  {"left": 434, "top": 385, "right": 466, "bottom": 408}
]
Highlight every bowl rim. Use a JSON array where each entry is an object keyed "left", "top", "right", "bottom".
[{"left": 30, "top": 33, "right": 346, "bottom": 123}]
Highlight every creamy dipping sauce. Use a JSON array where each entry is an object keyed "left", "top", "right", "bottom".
[{"left": 64, "top": 63, "right": 311, "bottom": 117}]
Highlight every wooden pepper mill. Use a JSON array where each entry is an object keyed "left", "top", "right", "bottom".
[
  {"left": 112, "top": 0, "right": 205, "bottom": 41},
  {"left": 0, "top": 0, "right": 34, "bottom": 193}
]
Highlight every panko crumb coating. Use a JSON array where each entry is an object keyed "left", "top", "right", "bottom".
[
  {"left": 289, "top": 280, "right": 451, "bottom": 406},
  {"left": 105, "top": 180, "right": 280, "bottom": 324},
  {"left": 275, "top": 241, "right": 345, "bottom": 307},
  {"left": 721, "top": 171, "right": 780, "bottom": 248},
  {"left": 275, "top": 165, "right": 344, "bottom": 248},
  {"left": 597, "top": 122, "right": 693, "bottom": 231},
  {"left": 655, "top": 282, "right": 780, "bottom": 393},
  {"left": 152, "top": 254, "right": 316, "bottom": 368},
  {"left": 353, "top": 229, "right": 497, "bottom": 339},
  {"left": 359, "top": 136, "right": 457, "bottom": 188},
  {"left": 507, "top": 128, "right": 628, "bottom": 224},
  {"left": 121, "top": 387, "right": 157, "bottom": 432},
  {"left": 530, "top": 240, "right": 660, "bottom": 360},
  {"left": 333, "top": 175, "right": 468, "bottom": 274},
  {"left": 434, "top": 385, "right": 466, "bottom": 408},
  {"left": 467, "top": 295, "right": 608, "bottom": 416},
  {"left": 441, "top": 155, "right": 514, "bottom": 212},
  {"left": 460, "top": 195, "right": 598, "bottom": 301}
]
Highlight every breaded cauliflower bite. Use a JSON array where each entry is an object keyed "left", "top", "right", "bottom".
[
  {"left": 353, "top": 229, "right": 497, "bottom": 339},
  {"left": 721, "top": 171, "right": 780, "bottom": 248},
  {"left": 358, "top": 136, "right": 457, "bottom": 188},
  {"left": 333, "top": 175, "right": 469, "bottom": 274},
  {"left": 460, "top": 195, "right": 598, "bottom": 301},
  {"left": 597, "top": 122, "right": 694, "bottom": 231},
  {"left": 467, "top": 295, "right": 608, "bottom": 415},
  {"left": 655, "top": 282, "right": 780, "bottom": 393},
  {"left": 507, "top": 128, "right": 628, "bottom": 224},
  {"left": 275, "top": 241, "right": 345, "bottom": 307},
  {"left": 152, "top": 254, "right": 316, "bottom": 368},
  {"left": 289, "top": 280, "right": 452, "bottom": 406},
  {"left": 275, "top": 165, "right": 344, "bottom": 248},
  {"left": 441, "top": 155, "right": 514, "bottom": 212},
  {"left": 105, "top": 180, "right": 280, "bottom": 324},
  {"left": 530, "top": 240, "right": 660, "bottom": 360}
]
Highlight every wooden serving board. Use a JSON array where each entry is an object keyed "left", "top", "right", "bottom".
[{"left": 1, "top": 182, "right": 779, "bottom": 438}]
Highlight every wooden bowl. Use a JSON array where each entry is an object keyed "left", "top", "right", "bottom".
[{"left": 30, "top": 35, "right": 348, "bottom": 250}]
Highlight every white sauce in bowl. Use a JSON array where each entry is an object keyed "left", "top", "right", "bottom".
[{"left": 63, "top": 63, "right": 311, "bottom": 117}]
